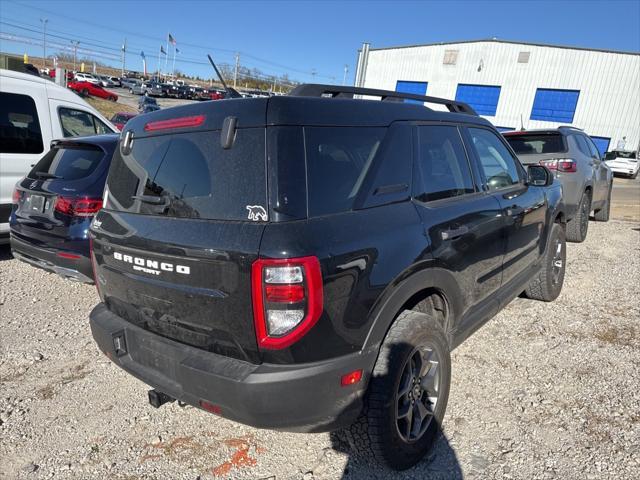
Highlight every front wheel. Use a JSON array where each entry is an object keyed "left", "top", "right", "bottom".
[
  {"left": 345, "top": 310, "right": 451, "bottom": 470},
  {"left": 524, "top": 222, "right": 566, "bottom": 302},
  {"left": 594, "top": 183, "right": 612, "bottom": 222}
]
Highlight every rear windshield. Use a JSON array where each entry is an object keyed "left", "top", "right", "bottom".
[
  {"left": 28, "top": 145, "right": 105, "bottom": 180},
  {"left": 106, "top": 129, "right": 266, "bottom": 221},
  {"left": 505, "top": 133, "right": 566, "bottom": 155},
  {"left": 605, "top": 150, "right": 637, "bottom": 160},
  {"left": 111, "top": 114, "right": 133, "bottom": 124}
]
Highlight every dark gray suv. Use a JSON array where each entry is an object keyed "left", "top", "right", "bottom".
[{"left": 504, "top": 127, "right": 613, "bottom": 242}]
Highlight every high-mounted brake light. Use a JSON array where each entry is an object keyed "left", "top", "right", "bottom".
[
  {"left": 540, "top": 158, "right": 577, "bottom": 173},
  {"left": 144, "top": 115, "right": 205, "bottom": 132},
  {"left": 252, "top": 256, "right": 323, "bottom": 349},
  {"left": 55, "top": 196, "right": 103, "bottom": 217}
]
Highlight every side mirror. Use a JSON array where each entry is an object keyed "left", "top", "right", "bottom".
[{"left": 527, "top": 165, "right": 553, "bottom": 186}]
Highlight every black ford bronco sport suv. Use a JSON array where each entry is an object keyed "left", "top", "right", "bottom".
[{"left": 89, "top": 84, "right": 566, "bottom": 470}]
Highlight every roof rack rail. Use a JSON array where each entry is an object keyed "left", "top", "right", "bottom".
[{"left": 288, "top": 84, "right": 477, "bottom": 115}]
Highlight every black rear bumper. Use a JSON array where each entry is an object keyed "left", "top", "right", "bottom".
[
  {"left": 10, "top": 234, "right": 93, "bottom": 283},
  {"left": 89, "top": 303, "right": 376, "bottom": 432}
]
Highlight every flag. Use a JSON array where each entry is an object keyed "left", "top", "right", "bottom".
[
  {"left": 140, "top": 51, "right": 145, "bottom": 59},
  {"left": 175, "top": 48, "right": 180, "bottom": 54},
  {"left": 168, "top": 34, "right": 176, "bottom": 46},
  {"left": 160, "top": 45, "right": 166, "bottom": 55},
  {"left": 121, "top": 43, "right": 125, "bottom": 52}
]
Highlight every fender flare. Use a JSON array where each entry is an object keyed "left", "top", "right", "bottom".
[{"left": 362, "top": 261, "right": 465, "bottom": 352}]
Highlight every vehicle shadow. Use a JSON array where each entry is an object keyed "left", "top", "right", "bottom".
[
  {"left": 0, "top": 244, "right": 13, "bottom": 262},
  {"left": 326, "top": 338, "right": 463, "bottom": 479},
  {"left": 330, "top": 428, "right": 462, "bottom": 479}
]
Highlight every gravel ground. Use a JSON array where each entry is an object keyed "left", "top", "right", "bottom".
[{"left": 1, "top": 219, "right": 639, "bottom": 480}]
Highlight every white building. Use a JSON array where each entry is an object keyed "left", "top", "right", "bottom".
[{"left": 354, "top": 39, "right": 640, "bottom": 154}]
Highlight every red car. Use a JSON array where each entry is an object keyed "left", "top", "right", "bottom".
[
  {"left": 109, "top": 112, "right": 137, "bottom": 131},
  {"left": 68, "top": 81, "right": 118, "bottom": 101}
]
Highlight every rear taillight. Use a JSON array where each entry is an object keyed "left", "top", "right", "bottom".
[
  {"left": 55, "top": 196, "right": 103, "bottom": 217},
  {"left": 251, "top": 256, "right": 323, "bottom": 349},
  {"left": 12, "top": 185, "right": 22, "bottom": 204},
  {"left": 540, "top": 158, "right": 577, "bottom": 173}
]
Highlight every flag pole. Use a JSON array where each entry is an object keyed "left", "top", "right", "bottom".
[
  {"left": 157, "top": 44, "right": 162, "bottom": 79},
  {"left": 164, "top": 31, "right": 170, "bottom": 80},
  {"left": 172, "top": 48, "right": 177, "bottom": 80}
]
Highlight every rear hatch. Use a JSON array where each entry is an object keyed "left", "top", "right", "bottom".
[
  {"left": 12, "top": 137, "right": 115, "bottom": 249},
  {"left": 91, "top": 100, "right": 269, "bottom": 363},
  {"left": 504, "top": 132, "right": 568, "bottom": 165}
]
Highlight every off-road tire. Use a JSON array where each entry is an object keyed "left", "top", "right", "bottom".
[
  {"left": 524, "top": 223, "right": 566, "bottom": 302},
  {"left": 344, "top": 310, "right": 451, "bottom": 470},
  {"left": 593, "top": 184, "right": 612, "bottom": 222},
  {"left": 566, "top": 190, "right": 591, "bottom": 242}
]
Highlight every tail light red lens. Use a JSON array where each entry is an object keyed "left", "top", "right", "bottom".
[
  {"left": 252, "top": 256, "right": 323, "bottom": 349},
  {"left": 341, "top": 369, "right": 363, "bottom": 387},
  {"left": 55, "top": 196, "right": 103, "bottom": 217},
  {"left": 540, "top": 159, "right": 577, "bottom": 173},
  {"left": 12, "top": 186, "right": 22, "bottom": 204}
]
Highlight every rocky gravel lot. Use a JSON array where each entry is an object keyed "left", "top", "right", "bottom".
[{"left": 1, "top": 220, "right": 639, "bottom": 480}]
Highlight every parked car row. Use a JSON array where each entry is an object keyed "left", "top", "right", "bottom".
[{"left": 1, "top": 80, "right": 621, "bottom": 472}]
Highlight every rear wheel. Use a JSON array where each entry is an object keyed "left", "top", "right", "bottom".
[
  {"left": 524, "top": 223, "right": 566, "bottom": 302},
  {"left": 566, "top": 190, "right": 591, "bottom": 242},
  {"left": 594, "top": 183, "right": 612, "bottom": 222},
  {"left": 345, "top": 310, "right": 451, "bottom": 470}
]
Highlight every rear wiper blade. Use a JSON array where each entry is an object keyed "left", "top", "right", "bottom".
[
  {"left": 34, "top": 172, "right": 62, "bottom": 179},
  {"left": 132, "top": 195, "right": 166, "bottom": 205}
]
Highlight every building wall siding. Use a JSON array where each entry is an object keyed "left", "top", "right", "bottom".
[{"left": 359, "top": 41, "right": 640, "bottom": 151}]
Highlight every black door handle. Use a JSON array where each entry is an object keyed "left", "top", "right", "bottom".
[{"left": 441, "top": 226, "right": 469, "bottom": 240}]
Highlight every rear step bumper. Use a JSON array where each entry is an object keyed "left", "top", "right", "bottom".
[
  {"left": 10, "top": 235, "right": 93, "bottom": 283},
  {"left": 90, "top": 303, "right": 377, "bottom": 433}
]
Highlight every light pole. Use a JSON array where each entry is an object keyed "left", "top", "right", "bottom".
[
  {"left": 40, "top": 18, "right": 48, "bottom": 69},
  {"left": 71, "top": 40, "right": 80, "bottom": 71}
]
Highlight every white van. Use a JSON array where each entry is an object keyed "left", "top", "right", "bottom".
[
  {"left": 0, "top": 69, "right": 117, "bottom": 243},
  {"left": 74, "top": 72, "right": 99, "bottom": 85}
]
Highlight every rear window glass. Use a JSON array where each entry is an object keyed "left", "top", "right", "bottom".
[
  {"left": 306, "top": 127, "right": 386, "bottom": 216},
  {"left": 0, "top": 92, "right": 44, "bottom": 154},
  {"left": 106, "top": 129, "right": 266, "bottom": 221},
  {"left": 505, "top": 133, "right": 565, "bottom": 155},
  {"left": 29, "top": 145, "right": 104, "bottom": 180}
]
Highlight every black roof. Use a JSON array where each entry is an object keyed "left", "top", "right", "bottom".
[{"left": 123, "top": 92, "right": 492, "bottom": 138}]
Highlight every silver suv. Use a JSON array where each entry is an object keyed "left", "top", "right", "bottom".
[{"left": 504, "top": 127, "right": 613, "bottom": 242}]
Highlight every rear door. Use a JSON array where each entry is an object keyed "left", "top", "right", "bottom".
[
  {"left": 466, "top": 126, "right": 548, "bottom": 288},
  {"left": 412, "top": 124, "right": 506, "bottom": 324},
  {"left": 92, "top": 123, "right": 268, "bottom": 363}
]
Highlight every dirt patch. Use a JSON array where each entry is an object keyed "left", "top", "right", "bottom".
[{"left": 594, "top": 323, "right": 637, "bottom": 347}]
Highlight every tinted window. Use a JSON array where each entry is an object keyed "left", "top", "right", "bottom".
[
  {"left": 573, "top": 134, "right": 592, "bottom": 157},
  {"left": 29, "top": 145, "right": 104, "bottom": 180},
  {"left": 504, "top": 133, "right": 565, "bottom": 155},
  {"left": 415, "top": 126, "right": 474, "bottom": 202},
  {"left": 306, "top": 127, "right": 385, "bottom": 216},
  {"left": 59, "top": 108, "right": 110, "bottom": 137},
  {"left": 0, "top": 92, "right": 43, "bottom": 154},
  {"left": 106, "top": 129, "right": 266, "bottom": 221},
  {"left": 469, "top": 128, "right": 521, "bottom": 191}
]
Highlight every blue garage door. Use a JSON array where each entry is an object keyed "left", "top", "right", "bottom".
[
  {"left": 396, "top": 80, "right": 428, "bottom": 104},
  {"left": 455, "top": 84, "right": 501, "bottom": 116},
  {"left": 590, "top": 136, "right": 611, "bottom": 156},
  {"left": 530, "top": 89, "right": 580, "bottom": 123}
]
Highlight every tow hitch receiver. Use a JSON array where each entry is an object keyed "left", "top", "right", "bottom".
[{"left": 148, "top": 389, "right": 175, "bottom": 408}]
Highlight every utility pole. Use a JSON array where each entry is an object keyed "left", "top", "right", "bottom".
[
  {"left": 40, "top": 18, "right": 48, "bottom": 69},
  {"left": 71, "top": 40, "right": 80, "bottom": 71},
  {"left": 311, "top": 69, "right": 317, "bottom": 82},
  {"left": 343, "top": 64, "right": 348, "bottom": 85},
  {"left": 234, "top": 53, "right": 240, "bottom": 88},
  {"left": 121, "top": 38, "right": 126, "bottom": 77}
]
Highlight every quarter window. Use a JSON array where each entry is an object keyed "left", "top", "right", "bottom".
[
  {"left": 573, "top": 134, "right": 592, "bottom": 157},
  {"left": 59, "top": 108, "right": 110, "bottom": 137},
  {"left": 414, "top": 126, "right": 474, "bottom": 202},
  {"left": 469, "top": 128, "right": 521, "bottom": 191},
  {"left": 0, "top": 92, "right": 44, "bottom": 154}
]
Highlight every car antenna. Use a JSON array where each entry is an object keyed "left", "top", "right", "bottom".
[{"left": 207, "top": 54, "right": 242, "bottom": 99}]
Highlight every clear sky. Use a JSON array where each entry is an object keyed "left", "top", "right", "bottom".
[{"left": 1, "top": 0, "right": 639, "bottom": 83}]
